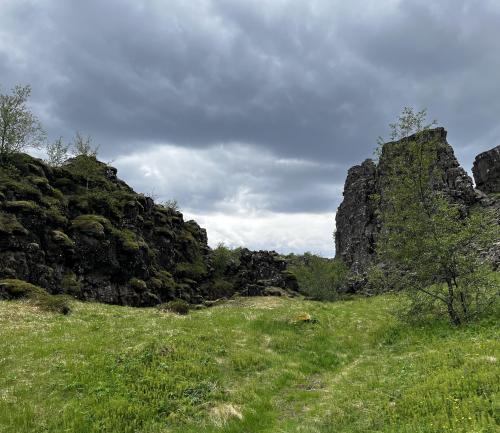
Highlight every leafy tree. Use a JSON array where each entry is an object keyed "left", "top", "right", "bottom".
[
  {"left": 69, "top": 132, "right": 100, "bottom": 191},
  {"left": 373, "top": 108, "right": 499, "bottom": 325},
  {"left": 0, "top": 85, "right": 45, "bottom": 163},
  {"left": 211, "top": 242, "right": 240, "bottom": 278},
  {"left": 46, "top": 136, "right": 70, "bottom": 167}
]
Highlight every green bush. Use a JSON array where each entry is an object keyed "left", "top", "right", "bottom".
[
  {"left": 211, "top": 243, "right": 240, "bottom": 278},
  {"left": 289, "top": 253, "right": 349, "bottom": 301},
  {"left": 158, "top": 299, "right": 190, "bottom": 315}
]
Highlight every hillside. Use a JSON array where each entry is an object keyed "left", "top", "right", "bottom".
[{"left": 1, "top": 295, "right": 498, "bottom": 433}]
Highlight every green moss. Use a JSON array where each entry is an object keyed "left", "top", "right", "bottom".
[
  {"left": 45, "top": 207, "right": 68, "bottom": 226},
  {"left": 113, "top": 229, "right": 146, "bottom": 252},
  {"left": 153, "top": 226, "right": 174, "bottom": 238},
  {"left": 0, "top": 212, "right": 27, "bottom": 235},
  {"left": 147, "top": 271, "right": 178, "bottom": 299},
  {"left": 71, "top": 215, "right": 110, "bottom": 236},
  {"left": 0, "top": 279, "right": 45, "bottom": 298},
  {"left": 0, "top": 171, "right": 43, "bottom": 201},
  {"left": 129, "top": 278, "right": 147, "bottom": 291},
  {"left": 60, "top": 273, "right": 81, "bottom": 295},
  {"left": 4, "top": 200, "right": 40, "bottom": 213},
  {"left": 28, "top": 176, "right": 49, "bottom": 187},
  {"left": 52, "top": 230, "right": 75, "bottom": 247},
  {"left": 175, "top": 260, "right": 208, "bottom": 280},
  {"left": 0, "top": 278, "right": 71, "bottom": 315}
]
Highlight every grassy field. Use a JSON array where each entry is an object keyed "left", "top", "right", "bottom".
[{"left": 0, "top": 295, "right": 498, "bottom": 433}]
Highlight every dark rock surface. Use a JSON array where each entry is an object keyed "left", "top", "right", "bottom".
[
  {"left": 473, "top": 145, "right": 500, "bottom": 193},
  {"left": 334, "top": 159, "right": 378, "bottom": 273},
  {"left": 0, "top": 153, "right": 212, "bottom": 306},
  {"left": 227, "top": 249, "right": 299, "bottom": 296},
  {"left": 0, "top": 153, "right": 298, "bottom": 306},
  {"left": 335, "top": 128, "right": 479, "bottom": 277}
]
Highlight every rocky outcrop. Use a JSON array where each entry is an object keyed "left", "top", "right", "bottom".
[
  {"left": 335, "top": 128, "right": 478, "bottom": 275},
  {"left": 473, "top": 145, "right": 500, "bottom": 193},
  {"left": 334, "top": 159, "right": 378, "bottom": 273},
  {"left": 233, "top": 249, "right": 299, "bottom": 296},
  {"left": 217, "top": 248, "right": 299, "bottom": 296},
  {"left": 0, "top": 153, "right": 213, "bottom": 306},
  {"left": 0, "top": 153, "right": 298, "bottom": 306}
]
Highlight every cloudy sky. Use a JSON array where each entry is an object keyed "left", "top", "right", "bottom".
[{"left": 1, "top": 0, "right": 499, "bottom": 256}]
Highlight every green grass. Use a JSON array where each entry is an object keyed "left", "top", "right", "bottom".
[{"left": 0, "top": 295, "right": 498, "bottom": 433}]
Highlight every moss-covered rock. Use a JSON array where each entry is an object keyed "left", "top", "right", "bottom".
[
  {"left": 0, "top": 152, "right": 214, "bottom": 307},
  {"left": 52, "top": 230, "right": 75, "bottom": 247},
  {"left": 0, "top": 279, "right": 71, "bottom": 314},
  {"left": 71, "top": 215, "right": 110, "bottom": 237}
]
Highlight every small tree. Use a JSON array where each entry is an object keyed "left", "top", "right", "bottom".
[
  {"left": 46, "top": 137, "right": 70, "bottom": 167},
  {"left": 374, "top": 108, "right": 499, "bottom": 325},
  {"left": 69, "top": 132, "right": 100, "bottom": 191},
  {"left": 0, "top": 85, "right": 46, "bottom": 163},
  {"left": 73, "top": 131, "right": 99, "bottom": 157}
]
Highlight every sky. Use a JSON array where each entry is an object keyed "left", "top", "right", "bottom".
[{"left": 1, "top": 0, "right": 499, "bottom": 256}]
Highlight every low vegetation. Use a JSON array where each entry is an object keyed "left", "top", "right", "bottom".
[
  {"left": 288, "top": 253, "right": 349, "bottom": 300},
  {"left": 0, "top": 279, "right": 71, "bottom": 314},
  {"left": 0, "top": 294, "right": 498, "bottom": 433}
]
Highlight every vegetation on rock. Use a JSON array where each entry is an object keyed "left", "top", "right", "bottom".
[{"left": 370, "top": 108, "right": 500, "bottom": 325}]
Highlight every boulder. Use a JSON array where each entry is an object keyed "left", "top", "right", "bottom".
[{"left": 472, "top": 145, "right": 500, "bottom": 194}]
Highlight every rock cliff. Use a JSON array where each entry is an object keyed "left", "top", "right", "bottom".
[
  {"left": 473, "top": 145, "right": 500, "bottom": 193},
  {"left": 0, "top": 153, "right": 297, "bottom": 306},
  {"left": 335, "top": 128, "right": 494, "bottom": 276}
]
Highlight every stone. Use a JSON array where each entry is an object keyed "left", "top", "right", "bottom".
[
  {"left": 335, "top": 128, "right": 478, "bottom": 278},
  {"left": 472, "top": 145, "right": 500, "bottom": 193}
]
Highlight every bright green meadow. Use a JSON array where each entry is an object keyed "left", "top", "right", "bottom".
[{"left": 0, "top": 295, "right": 498, "bottom": 433}]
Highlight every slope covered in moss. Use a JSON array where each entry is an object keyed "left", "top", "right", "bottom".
[{"left": 0, "top": 153, "right": 211, "bottom": 306}]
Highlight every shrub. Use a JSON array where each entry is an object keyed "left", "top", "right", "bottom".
[
  {"left": 211, "top": 243, "right": 240, "bottom": 278},
  {"left": 158, "top": 299, "right": 190, "bottom": 315},
  {"left": 290, "top": 253, "right": 349, "bottom": 301}
]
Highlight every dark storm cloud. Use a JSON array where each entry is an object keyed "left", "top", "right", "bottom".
[
  {"left": 1, "top": 0, "right": 500, "bottom": 253},
  {"left": 3, "top": 0, "right": 499, "bottom": 166}
]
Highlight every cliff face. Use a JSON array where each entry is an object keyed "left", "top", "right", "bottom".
[
  {"left": 0, "top": 154, "right": 298, "bottom": 306},
  {"left": 473, "top": 145, "right": 500, "bottom": 194},
  {"left": 0, "top": 153, "right": 213, "bottom": 306},
  {"left": 335, "top": 128, "right": 483, "bottom": 275},
  {"left": 334, "top": 159, "right": 378, "bottom": 273}
]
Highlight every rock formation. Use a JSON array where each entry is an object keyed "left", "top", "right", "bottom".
[
  {"left": 0, "top": 153, "right": 297, "bottom": 306},
  {"left": 473, "top": 145, "right": 500, "bottom": 194},
  {"left": 232, "top": 249, "right": 299, "bottom": 296},
  {"left": 335, "top": 128, "right": 481, "bottom": 275}
]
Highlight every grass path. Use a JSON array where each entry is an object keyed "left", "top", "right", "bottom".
[{"left": 0, "top": 295, "right": 498, "bottom": 433}]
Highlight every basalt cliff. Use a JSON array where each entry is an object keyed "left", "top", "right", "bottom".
[
  {"left": 0, "top": 153, "right": 297, "bottom": 306},
  {"left": 335, "top": 128, "right": 500, "bottom": 280}
]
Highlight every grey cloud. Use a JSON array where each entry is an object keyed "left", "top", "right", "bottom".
[{"left": 1, "top": 0, "right": 500, "bottom": 252}]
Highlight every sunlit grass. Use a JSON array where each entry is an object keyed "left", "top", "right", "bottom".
[{"left": 0, "top": 294, "right": 498, "bottom": 433}]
